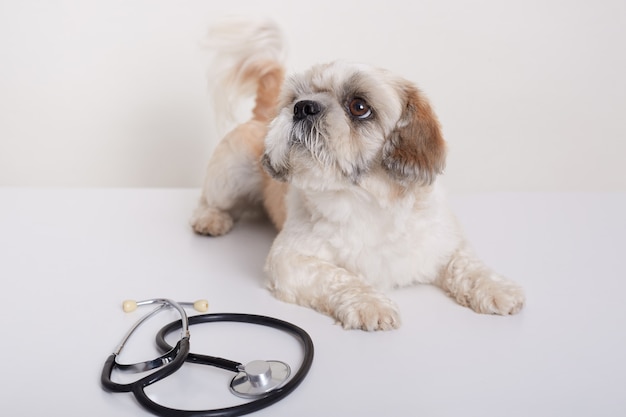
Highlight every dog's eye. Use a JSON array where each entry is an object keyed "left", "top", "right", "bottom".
[{"left": 348, "top": 98, "right": 372, "bottom": 119}]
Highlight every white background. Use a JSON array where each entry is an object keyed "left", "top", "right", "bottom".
[{"left": 1, "top": 0, "right": 625, "bottom": 192}]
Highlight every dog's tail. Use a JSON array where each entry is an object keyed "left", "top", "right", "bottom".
[{"left": 205, "top": 17, "right": 286, "bottom": 129}]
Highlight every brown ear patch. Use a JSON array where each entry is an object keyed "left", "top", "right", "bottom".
[{"left": 382, "top": 85, "right": 447, "bottom": 185}]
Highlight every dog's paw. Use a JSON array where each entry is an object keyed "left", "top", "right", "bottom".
[
  {"left": 472, "top": 278, "right": 525, "bottom": 315},
  {"left": 335, "top": 293, "right": 401, "bottom": 331},
  {"left": 190, "top": 206, "right": 234, "bottom": 236}
]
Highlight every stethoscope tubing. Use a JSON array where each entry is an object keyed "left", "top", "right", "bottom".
[{"left": 142, "top": 313, "right": 314, "bottom": 417}]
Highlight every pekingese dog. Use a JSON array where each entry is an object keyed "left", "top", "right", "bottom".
[{"left": 192, "top": 19, "right": 524, "bottom": 330}]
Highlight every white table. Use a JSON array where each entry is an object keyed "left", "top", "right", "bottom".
[{"left": 1, "top": 188, "right": 624, "bottom": 416}]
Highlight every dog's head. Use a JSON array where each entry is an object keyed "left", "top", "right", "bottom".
[{"left": 262, "top": 61, "right": 446, "bottom": 190}]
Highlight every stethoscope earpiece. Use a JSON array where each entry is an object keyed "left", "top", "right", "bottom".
[
  {"left": 122, "top": 299, "right": 137, "bottom": 313},
  {"left": 122, "top": 299, "right": 209, "bottom": 313},
  {"left": 193, "top": 299, "right": 209, "bottom": 312}
]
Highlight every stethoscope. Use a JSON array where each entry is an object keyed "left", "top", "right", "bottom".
[{"left": 101, "top": 298, "right": 314, "bottom": 417}]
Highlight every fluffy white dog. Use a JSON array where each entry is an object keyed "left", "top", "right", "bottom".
[{"left": 192, "top": 19, "right": 525, "bottom": 330}]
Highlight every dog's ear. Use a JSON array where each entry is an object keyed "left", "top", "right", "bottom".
[{"left": 382, "top": 84, "right": 446, "bottom": 185}]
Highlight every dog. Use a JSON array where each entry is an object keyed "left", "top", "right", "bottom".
[{"left": 192, "top": 19, "right": 525, "bottom": 330}]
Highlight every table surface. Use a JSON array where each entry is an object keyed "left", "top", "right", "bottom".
[{"left": 1, "top": 188, "right": 624, "bottom": 416}]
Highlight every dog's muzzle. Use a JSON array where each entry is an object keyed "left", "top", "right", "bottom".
[{"left": 293, "top": 100, "right": 321, "bottom": 121}]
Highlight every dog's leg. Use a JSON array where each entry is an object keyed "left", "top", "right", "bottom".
[
  {"left": 436, "top": 244, "right": 525, "bottom": 315},
  {"left": 191, "top": 123, "right": 265, "bottom": 236},
  {"left": 266, "top": 250, "right": 401, "bottom": 331}
]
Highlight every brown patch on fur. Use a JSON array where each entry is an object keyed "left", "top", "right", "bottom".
[
  {"left": 241, "top": 60, "right": 284, "bottom": 122},
  {"left": 382, "top": 84, "right": 447, "bottom": 185},
  {"left": 242, "top": 60, "right": 288, "bottom": 229},
  {"left": 261, "top": 174, "right": 288, "bottom": 230}
]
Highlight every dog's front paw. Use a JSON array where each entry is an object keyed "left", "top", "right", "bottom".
[
  {"left": 475, "top": 278, "right": 525, "bottom": 315},
  {"left": 334, "top": 293, "right": 401, "bottom": 331},
  {"left": 190, "top": 206, "right": 234, "bottom": 236},
  {"left": 441, "top": 248, "right": 525, "bottom": 316}
]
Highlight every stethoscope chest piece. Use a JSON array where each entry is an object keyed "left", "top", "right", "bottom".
[{"left": 230, "top": 360, "right": 291, "bottom": 399}]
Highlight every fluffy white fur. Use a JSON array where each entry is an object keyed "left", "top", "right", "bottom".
[{"left": 193, "top": 19, "right": 525, "bottom": 331}]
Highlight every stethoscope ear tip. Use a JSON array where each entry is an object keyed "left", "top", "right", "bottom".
[
  {"left": 193, "top": 299, "right": 209, "bottom": 312},
  {"left": 122, "top": 300, "right": 138, "bottom": 313}
]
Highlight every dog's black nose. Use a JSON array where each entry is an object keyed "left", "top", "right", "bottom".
[{"left": 293, "top": 100, "right": 321, "bottom": 120}]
